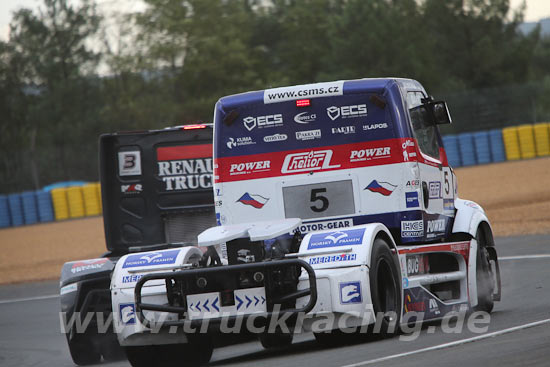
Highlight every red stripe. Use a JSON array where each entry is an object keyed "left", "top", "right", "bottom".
[
  {"left": 397, "top": 241, "right": 469, "bottom": 254},
  {"left": 157, "top": 144, "right": 212, "bottom": 161},
  {"left": 217, "top": 138, "right": 407, "bottom": 183}
]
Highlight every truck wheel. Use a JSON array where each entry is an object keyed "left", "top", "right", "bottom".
[
  {"left": 368, "top": 237, "right": 401, "bottom": 337},
  {"left": 314, "top": 238, "right": 401, "bottom": 345},
  {"left": 259, "top": 332, "right": 293, "bottom": 349},
  {"left": 475, "top": 228, "right": 494, "bottom": 313},
  {"left": 68, "top": 337, "right": 101, "bottom": 366}
]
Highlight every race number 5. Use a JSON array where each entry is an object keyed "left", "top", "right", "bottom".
[{"left": 310, "top": 188, "right": 329, "bottom": 212}]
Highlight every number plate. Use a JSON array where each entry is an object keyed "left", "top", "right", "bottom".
[{"left": 283, "top": 180, "right": 355, "bottom": 219}]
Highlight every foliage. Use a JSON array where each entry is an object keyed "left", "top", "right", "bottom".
[{"left": 1, "top": 0, "right": 550, "bottom": 192}]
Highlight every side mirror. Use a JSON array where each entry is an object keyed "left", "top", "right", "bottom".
[{"left": 429, "top": 101, "right": 452, "bottom": 125}]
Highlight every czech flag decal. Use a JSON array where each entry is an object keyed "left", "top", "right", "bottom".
[
  {"left": 365, "top": 180, "right": 397, "bottom": 196},
  {"left": 237, "top": 193, "right": 269, "bottom": 209}
]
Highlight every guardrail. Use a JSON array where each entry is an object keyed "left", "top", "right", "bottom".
[
  {"left": 0, "top": 182, "right": 102, "bottom": 229},
  {"left": 443, "top": 122, "right": 550, "bottom": 167}
]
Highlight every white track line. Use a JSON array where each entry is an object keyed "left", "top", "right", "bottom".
[
  {"left": 498, "top": 254, "right": 550, "bottom": 260},
  {"left": 340, "top": 318, "right": 550, "bottom": 367},
  {"left": 0, "top": 294, "right": 59, "bottom": 305}
]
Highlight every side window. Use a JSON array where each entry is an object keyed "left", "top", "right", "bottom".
[{"left": 407, "top": 92, "right": 440, "bottom": 159}]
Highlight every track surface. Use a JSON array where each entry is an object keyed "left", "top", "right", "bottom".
[{"left": 0, "top": 234, "right": 549, "bottom": 367}]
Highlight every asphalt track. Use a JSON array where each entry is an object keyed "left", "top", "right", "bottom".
[{"left": 1, "top": 234, "right": 549, "bottom": 367}]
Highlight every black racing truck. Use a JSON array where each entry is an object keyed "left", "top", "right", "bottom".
[{"left": 59, "top": 124, "right": 215, "bottom": 365}]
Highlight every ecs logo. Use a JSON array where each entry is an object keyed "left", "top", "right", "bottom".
[
  {"left": 243, "top": 114, "right": 283, "bottom": 131},
  {"left": 339, "top": 281, "right": 362, "bottom": 304},
  {"left": 327, "top": 104, "right": 367, "bottom": 121}
]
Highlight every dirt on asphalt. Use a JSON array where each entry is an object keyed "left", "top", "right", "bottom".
[{"left": 0, "top": 157, "right": 549, "bottom": 284}]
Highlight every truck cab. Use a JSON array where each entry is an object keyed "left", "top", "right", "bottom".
[{"left": 213, "top": 78, "right": 456, "bottom": 245}]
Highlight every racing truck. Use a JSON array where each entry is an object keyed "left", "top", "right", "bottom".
[
  {"left": 59, "top": 124, "right": 215, "bottom": 365},
  {"left": 111, "top": 78, "right": 502, "bottom": 366}
]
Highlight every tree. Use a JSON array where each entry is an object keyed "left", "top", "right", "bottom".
[{"left": 0, "top": 0, "right": 102, "bottom": 192}]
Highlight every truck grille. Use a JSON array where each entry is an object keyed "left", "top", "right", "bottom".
[{"left": 164, "top": 208, "right": 216, "bottom": 245}]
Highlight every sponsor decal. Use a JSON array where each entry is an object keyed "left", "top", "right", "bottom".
[
  {"left": 464, "top": 201, "right": 481, "bottom": 210},
  {"left": 406, "top": 180, "right": 420, "bottom": 188},
  {"left": 406, "top": 191, "right": 420, "bottom": 208},
  {"left": 428, "top": 181, "right": 441, "bottom": 199},
  {"left": 119, "top": 303, "right": 136, "bottom": 325},
  {"left": 227, "top": 136, "right": 255, "bottom": 149},
  {"left": 402, "top": 277, "right": 409, "bottom": 289},
  {"left": 263, "top": 133, "right": 287, "bottom": 143},
  {"left": 60, "top": 283, "right": 78, "bottom": 296},
  {"left": 443, "top": 198, "right": 454, "bottom": 212},
  {"left": 402, "top": 140, "right": 415, "bottom": 149},
  {"left": 122, "top": 274, "right": 144, "bottom": 284},
  {"left": 157, "top": 145, "right": 213, "bottom": 191},
  {"left": 407, "top": 255, "right": 429, "bottom": 275},
  {"left": 122, "top": 249, "right": 180, "bottom": 269},
  {"left": 307, "top": 228, "right": 365, "bottom": 249},
  {"left": 295, "top": 129, "right": 321, "bottom": 141},
  {"left": 237, "top": 193, "right": 269, "bottom": 209},
  {"left": 296, "top": 219, "right": 352, "bottom": 234},
  {"left": 363, "top": 123, "right": 388, "bottom": 130},
  {"left": 402, "top": 139, "right": 416, "bottom": 162},
  {"left": 339, "top": 281, "right": 362, "bottom": 304},
  {"left": 350, "top": 147, "right": 391, "bottom": 162},
  {"left": 404, "top": 294, "right": 426, "bottom": 312},
  {"left": 427, "top": 219, "right": 446, "bottom": 233},
  {"left": 118, "top": 151, "right": 141, "bottom": 176},
  {"left": 331, "top": 126, "right": 356, "bottom": 135},
  {"left": 326, "top": 104, "right": 367, "bottom": 121},
  {"left": 401, "top": 220, "right": 424, "bottom": 238},
  {"left": 294, "top": 112, "right": 317, "bottom": 124},
  {"left": 70, "top": 259, "right": 108, "bottom": 274},
  {"left": 309, "top": 253, "right": 357, "bottom": 265},
  {"left": 264, "top": 81, "right": 343, "bottom": 104},
  {"left": 281, "top": 150, "right": 340, "bottom": 174},
  {"left": 121, "top": 184, "right": 142, "bottom": 193},
  {"left": 365, "top": 180, "right": 397, "bottom": 196},
  {"left": 429, "top": 298, "right": 440, "bottom": 315},
  {"left": 229, "top": 160, "right": 271, "bottom": 176},
  {"left": 243, "top": 114, "right": 283, "bottom": 131}
]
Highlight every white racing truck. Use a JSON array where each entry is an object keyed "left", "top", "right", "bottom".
[{"left": 111, "top": 78, "right": 501, "bottom": 366}]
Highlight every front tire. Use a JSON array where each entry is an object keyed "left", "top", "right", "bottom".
[
  {"left": 68, "top": 337, "right": 101, "bottom": 366},
  {"left": 475, "top": 228, "right": 495, "bottom": 313},
  {"left": 368, "top": 238, "right": 402, "bottom": 337}
]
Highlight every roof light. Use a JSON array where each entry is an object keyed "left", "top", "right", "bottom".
[
  {"left": 182, "top": 124, "right": 207, "bottom": 130},
  {"left": 296, "top": 99, "right": 311, "bottom": 107}
]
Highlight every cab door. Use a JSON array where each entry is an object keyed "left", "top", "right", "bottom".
[{"left": 405, "top": 91, "right": 450, "bottom": 241}]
